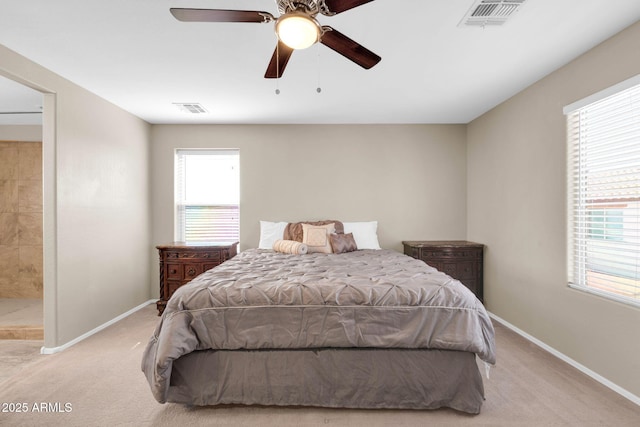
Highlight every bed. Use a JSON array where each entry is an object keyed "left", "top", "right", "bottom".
[{"left": 142, "top": 232, "right": 496, "bottom": 414}]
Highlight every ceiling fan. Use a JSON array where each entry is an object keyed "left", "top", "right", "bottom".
[{"left": 170, "top": 0, "right": 381, "bottom": 78}]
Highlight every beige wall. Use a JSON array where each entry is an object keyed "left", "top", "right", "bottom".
[
  {"left": 0, "top": 44, "right": 151, "bottom": 348},
  {"left": 0, "top": 140, "right": 43, "bottom": 298},
  {"left": 150, "top": 124, "right": 468, "bottom": 296},
  {"left": 467, "top": 21, "right": 640, "bottom": 397}
]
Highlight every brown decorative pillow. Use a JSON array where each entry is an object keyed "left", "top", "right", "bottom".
[
  {"left": 284, "top": 220, "right": 344, "bottom": 242},
  {"left": 330, "top": 233, "right": 358, "bottom": 254},
  {"left": 302, "top": 223, "right": 335, "bottom": 254}
]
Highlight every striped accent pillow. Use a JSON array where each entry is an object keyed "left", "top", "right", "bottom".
[{"left": 273, "top": 239, "right": 308, "bottom": 255}]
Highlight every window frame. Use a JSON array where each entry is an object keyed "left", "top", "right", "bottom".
[
  {"left": 174, "top": 148, "right": 240, "bottom": 244},
  {"left": 565, "top": 74, "right": 640, "bottom": 308}
]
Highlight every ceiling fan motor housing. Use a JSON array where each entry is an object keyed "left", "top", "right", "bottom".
[{"left": 277, "top": 0, "right": 321, "bottom": 16}]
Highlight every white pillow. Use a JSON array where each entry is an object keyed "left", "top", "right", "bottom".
[
  {"left": 343, "top": 221, "right": 381, "bottom": 250},
  {"left": 258, "top": 221, "right": 288, "bottom": 249}
]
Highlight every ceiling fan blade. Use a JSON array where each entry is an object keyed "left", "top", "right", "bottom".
[
  {"left": 265, "top": 41, "right": 295, "bottom": 79},
  {"left": 170, "top": 8, "right": 274, "bottom": 23},
  {"left": 321, "top": 0, "right": 375, "bottom": 15},
  {"left": 320, "top": 26, "right": 381, "bottom": 69}
]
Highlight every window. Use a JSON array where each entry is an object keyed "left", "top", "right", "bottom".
[
  {"left": 565, "top": 75, "right": 640, "bottom": 307},
  {"left": 175, "top": 149, "right": 239, "bottom": 243}
]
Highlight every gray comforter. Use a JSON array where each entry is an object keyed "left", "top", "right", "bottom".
[{"left": 142, "top": 249, "right": 496, "bottom": 403}]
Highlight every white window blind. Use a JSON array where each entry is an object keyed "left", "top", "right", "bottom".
[
  {"left": 175, "top": 149, "right": 239, "bottom": 244},
  {"left": 566, "top": 79, "right": 640, "bottom": 307}
]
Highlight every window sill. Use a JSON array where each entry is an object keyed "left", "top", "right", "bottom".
[{"left": 568, "top": 283, "right": 640, "bottom": 309}]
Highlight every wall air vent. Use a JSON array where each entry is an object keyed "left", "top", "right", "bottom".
[
  {"left": 459, "top": 0, "right": 526, "bottom": 27},
  {"left": 173, "top": 103, "right": 208, "bottom": 114}
]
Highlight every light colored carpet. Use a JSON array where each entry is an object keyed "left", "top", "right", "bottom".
[
  {"left": 0, "top": 304, "right": 638, "bottom": 426},
  {"left": 0, "top": 339, "right": 43, "bottom": 383}
]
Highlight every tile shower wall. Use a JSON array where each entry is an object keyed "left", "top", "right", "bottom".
[{"left": 0, "top": 141, "right": 43, "bottom": 298}]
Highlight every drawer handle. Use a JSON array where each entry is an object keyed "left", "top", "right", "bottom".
[
  {"left": 187, "top": 267, "right": 197, "bottom": 276},
  {"left": 170, "top": 269, "right": 177, "bottom": 274}
]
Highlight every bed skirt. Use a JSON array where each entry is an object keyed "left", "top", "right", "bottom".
[{"left": 166, "top": 347, "right": 485, "bottom": 414}]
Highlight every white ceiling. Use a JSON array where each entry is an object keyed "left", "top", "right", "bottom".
[{"left": 1, "top": 0, "right": 640, "bottom": 125}]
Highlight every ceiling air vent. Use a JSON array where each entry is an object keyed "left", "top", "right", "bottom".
[
  {"left": 173, "top": 103, "right": 208, "bottom": 114},
  {"left": 459, "top": 0, "right": 526, "bottom": 27}
]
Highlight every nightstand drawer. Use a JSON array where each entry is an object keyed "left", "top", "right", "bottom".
[
  {"left": 165, "top": 250, "right": 222, "bottom": 262},
  {"left": 183, "top": 263, "right": 202, "bottom": 280},
  {"left": 440, "top": 262, "right": 458, "bottom": 278},
  {"left": 166, "top": 263, "right": 183, "bottom": 280},
  {"left": 437, "top": 261, "right": 474, "bottom": 278},
  {"left": 449, "top": 261, "right": 476, "bottom": 279},
  {"left": 166, "top": 263, "right": 204, "bottom": 280},
  {"left": 422, "top": 249, "right": 481, "bottom": 260}
]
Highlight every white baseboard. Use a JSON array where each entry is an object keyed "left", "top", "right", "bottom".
[
  {"left": 488, "top": 312, "right": 640, "bottom": 406},
  {"left": 40, "top": 299, "right": 155, "bottom": 355}
]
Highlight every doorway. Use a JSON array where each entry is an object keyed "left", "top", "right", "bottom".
[{"left": 0, "top": 75, "right": 44, "bottom": 341}]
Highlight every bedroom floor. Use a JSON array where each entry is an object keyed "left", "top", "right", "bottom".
[
  {"left": 0, "top": 304, "right": 638, "bottom": 426},
  {"left": 0, "top": 298, "right": 43, "bottom": 340}
]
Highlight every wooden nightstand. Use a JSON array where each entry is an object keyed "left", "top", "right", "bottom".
[
  {"left": 156, "top": 242, "right": 238, "bottom": 315},
  {"left": 402, "top": 240, "right": 484, "bottom": 302}
]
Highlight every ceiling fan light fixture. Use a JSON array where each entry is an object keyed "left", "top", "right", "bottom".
[{"left": 276, "top": 13, "right": 320, "bottom": 50}]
